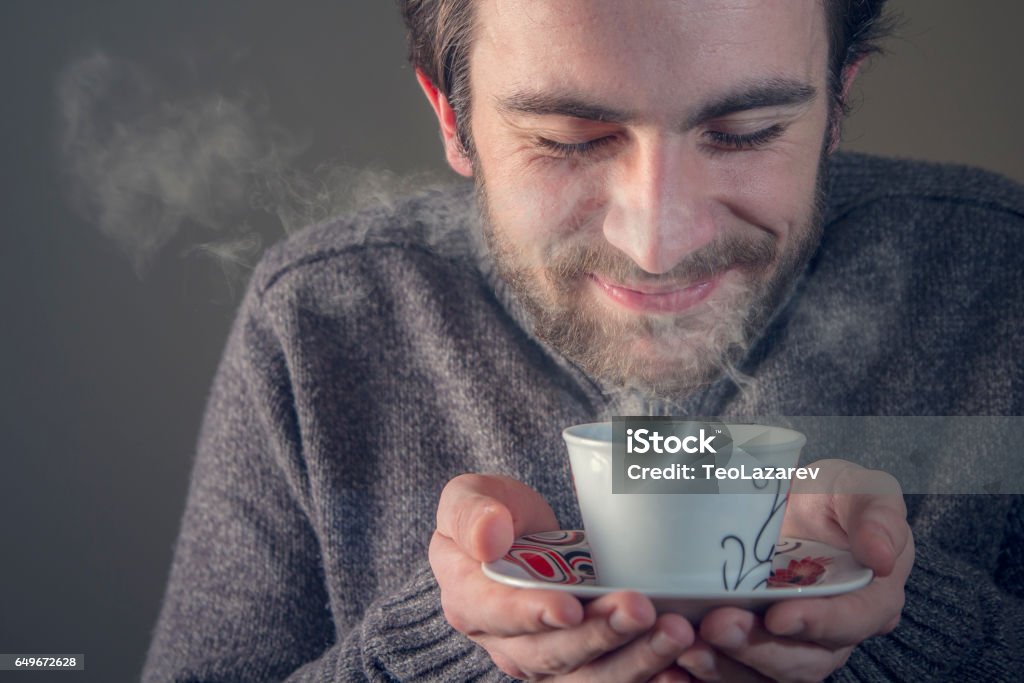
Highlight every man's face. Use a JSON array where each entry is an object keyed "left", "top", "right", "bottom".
[{"left": 466, "top": 0, "right": 832, "bottom": 395}]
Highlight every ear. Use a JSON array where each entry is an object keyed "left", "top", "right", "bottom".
[
  {"left": 416, "top": 69, "right": 474, "bottom": 177},
  {"left": 827, "top": 57, "right": 866, "bottom": 154}
]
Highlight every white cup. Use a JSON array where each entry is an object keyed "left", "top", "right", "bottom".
[{"left": 562, "top": 421, "right": 807, "bottom": 591}]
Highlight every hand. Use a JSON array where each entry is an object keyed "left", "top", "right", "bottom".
[
  {"left": 430, "top": 473, "right": 697, "bottom": 682},
  {"left": 675, "top": 459, "right": 915, "bottom": 682}
]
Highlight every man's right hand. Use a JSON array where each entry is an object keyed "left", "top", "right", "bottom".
[{"left": 429, "top": 473, "right": 696, "bottom": 682}]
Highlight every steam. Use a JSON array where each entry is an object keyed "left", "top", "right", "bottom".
[
  {"left": 54, "top": 53, "right": 893, "bottom": 417},
  {"left": 55, "top": 52, "right": 446, "bottom": 286}
]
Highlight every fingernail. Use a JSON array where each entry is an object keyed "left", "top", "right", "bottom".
[
  {"left": 714, "top": 624, "right": 747, "bottom": 649},
  {"left": 678, "top": 650, "right": 719, "bottom": 680},
  {"left": 650, "top": 629, "right": 683, "bottom": 657},
  {"left": 609, "top": 608, "right": 638, "bottom": 635},
  {"left": 772, "top": 617, "right": 804, "bottom": 636},
  {"left": 540, "top": 608, "right": 571, "bottom": 629},
  {"left": 870, "top": 527, "right": 896, "bottom": 555},
  {"left": 882, "top": 532, "right": 898, "bottom": 558}
]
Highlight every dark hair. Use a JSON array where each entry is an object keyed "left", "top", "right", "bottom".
[
  {"left": 824, "top": 0, "right": 895, "bottom": 114},
  {"left": 398, "top": 0, "right": 476, "bottom": 153},
  {"left": 398, "top": 0, "right": 893, "bottom": 154}
]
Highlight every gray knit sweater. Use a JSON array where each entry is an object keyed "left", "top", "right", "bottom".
[{"left": 143, "top": 153, "right": 1024, "bottom": 682}]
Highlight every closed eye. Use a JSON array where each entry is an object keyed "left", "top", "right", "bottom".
[
  {"left": 704, "top": 124, "right": 785, "bottom": 151},
  {"left": 536, "top": 135, "right": 617, "bottom": 159}
]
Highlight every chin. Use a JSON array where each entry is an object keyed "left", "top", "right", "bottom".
[
  {"left": 526, "top": 273, "right": 759, "bottom": 397},
  {"left": 585, "top": 332, "right": 738, "bottom": 397}
]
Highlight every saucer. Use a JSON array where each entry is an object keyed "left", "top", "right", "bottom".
[{"left": 482, "top": 531, "right": 872, "bottom": 621}]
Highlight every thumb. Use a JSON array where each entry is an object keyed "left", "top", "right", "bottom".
[{"left": 436, "top": 473, "right": 558, "bottom": 562}]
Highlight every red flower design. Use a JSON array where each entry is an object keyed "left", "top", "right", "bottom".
[{"left": 768, "top": 556, "right": 832, "bottom": 587}]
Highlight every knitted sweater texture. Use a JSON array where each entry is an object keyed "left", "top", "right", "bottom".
[{"left": 143, "top": 153, "right": 1024, "bottom": 681}]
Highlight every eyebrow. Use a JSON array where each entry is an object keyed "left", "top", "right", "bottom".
[
  {"left": 496, "top": 91, "right": 635, "bottom": 123},
  {"left": 686, "top": 78, "right": 817, "bottom": 128},
  {"left": 495, "top": 78, "right": 817, "bottom": 130}
]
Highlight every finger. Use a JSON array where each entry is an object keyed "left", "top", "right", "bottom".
[
  {"left": 676, "top": 638, "right": 722, "bottom": 681},
  {"left": 562, "top": 613, "right": 695, "bottom": 683},
  {"left": 701, "top": 608, "right": 850, "bottom": 682},
  {"left": 650, "top": 666, "right": 695, "bottom": 683},
  {"left": 782, "top": 459, "right": 866, "bottom": 547},
  {"left": 429, "top": 531, "right": 583, "bottom": 635},
  {"left": 764, "top": 533, "right": 914, "bottom": 647},
  {"left": 679, "top": 636, "right": 778, "bottom": 682},
  {"left": 783, "top": 461, "right": 909, "bottom": 576},
  {"left": 436, "top": 474, "right": 558, "bottom": 561},
  {"left": 780, "top": 493, "right": 846, "bottom": 547},
  {"left": 831, "top": 472, "right": 909, "bottom": 577},
  {"left": 475, "top": 591, "right": 664, "bottom": 676},
  {"left": 700, "top": 653, "right": 774, "bottom": 683}
]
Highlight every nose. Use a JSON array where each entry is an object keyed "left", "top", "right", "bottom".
[{"left": 602, "top": 134, "right": 717, "bottom": 274}]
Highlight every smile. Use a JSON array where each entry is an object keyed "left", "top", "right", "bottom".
[{"left": 589, "top": 273, "right": 721, "bottom": 314}]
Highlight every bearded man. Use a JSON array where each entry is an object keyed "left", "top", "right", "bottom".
[{"left": 144, "top": 1, "right": 1024, "bottom": 681}]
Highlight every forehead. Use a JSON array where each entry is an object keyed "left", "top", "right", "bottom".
[{"left": 471, "top": 0, "right": 829, "bottom": 112}]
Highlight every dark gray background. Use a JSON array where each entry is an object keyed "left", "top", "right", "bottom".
[{"left": 1, "top": 2, "right": 1021, "bottom": 681}]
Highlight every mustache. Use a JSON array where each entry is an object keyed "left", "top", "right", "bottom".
[{"left": 547, "top": 231, "right": 778, "bottom": 288}]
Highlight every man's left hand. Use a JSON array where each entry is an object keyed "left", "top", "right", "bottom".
[{"left": 675, "top": 459, "right": 915, "bottom": 682}]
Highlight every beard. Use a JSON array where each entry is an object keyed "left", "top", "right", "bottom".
[{"left": 478, "top": 156, "right": 828, "bottom": 398}]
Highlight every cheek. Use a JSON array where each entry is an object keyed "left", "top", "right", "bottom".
[
  {"left": 709, "top": 98, "right": 829, "bottom": 237},
  {"left": 710, "top": 147, "right": 822, "bottom": 239},
  {"left": 483, "top": 153, "right": 610, "bottom": 247}
]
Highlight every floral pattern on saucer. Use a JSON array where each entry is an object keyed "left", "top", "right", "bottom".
[{"left": 768, "top": 556, "right": 833, "bottom": 587}]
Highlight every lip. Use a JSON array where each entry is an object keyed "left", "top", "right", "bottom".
[{"left": 590, "top": 273, "right": 720, "bottom": 313}]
